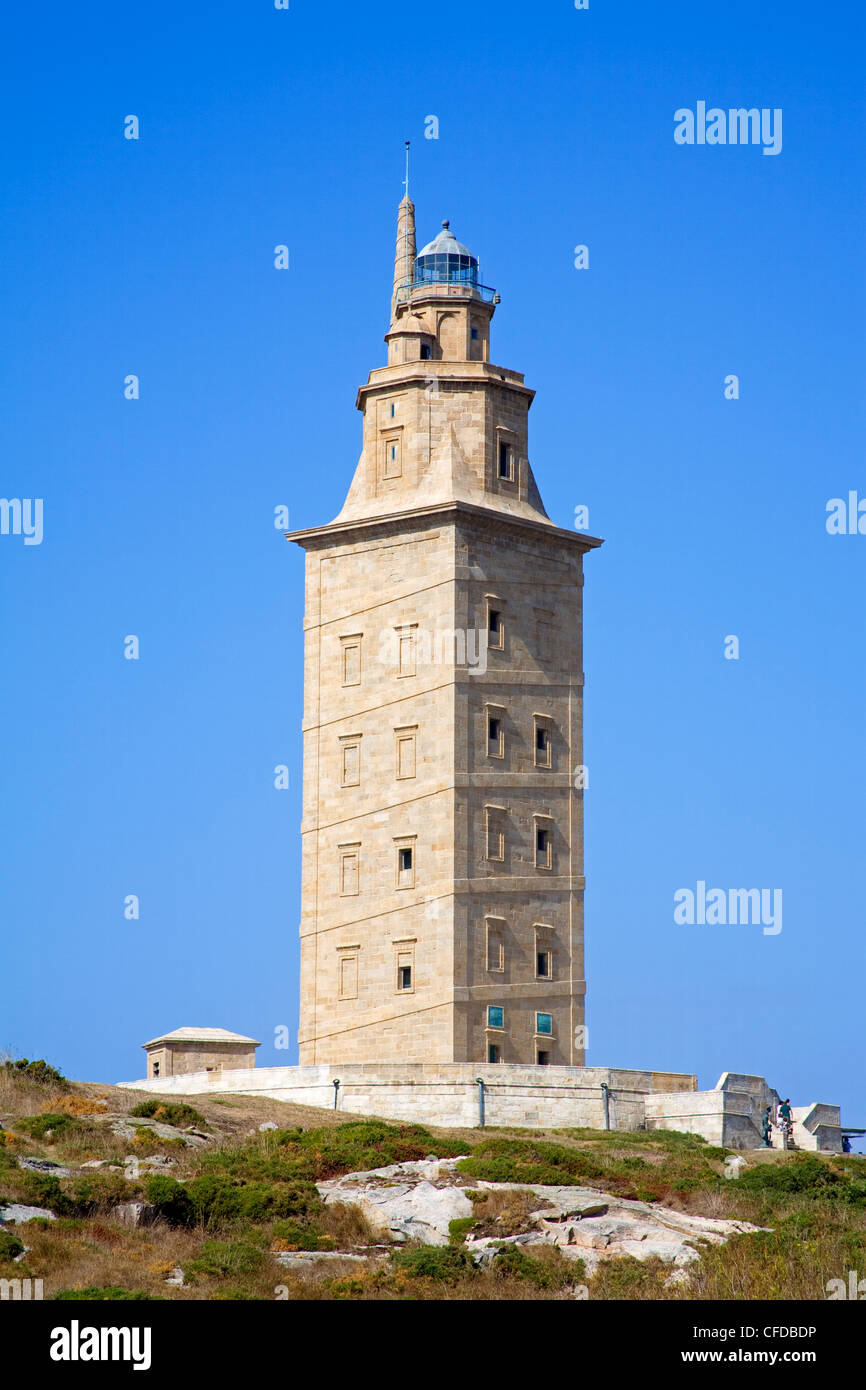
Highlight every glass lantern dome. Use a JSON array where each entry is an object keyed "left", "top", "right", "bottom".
[{"left": 413, "top": 220, "right": 479, "bottom": 289}]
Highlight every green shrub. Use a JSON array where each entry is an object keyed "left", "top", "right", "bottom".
[
  {"left": 2, "top": 1059, "right": 68, "bottom": 1088},
  {"left": 491, "top": 1244, "right": 576, "bottom": 1289},
  {"left": 144, "top": 1175, "right": 194, "bottom": 1227},
  {"left": 737, "top": 1155, "right": 866, "bottom": 1208},
  {"left": 16, "top": 1172, "right": 73, "bottom": 1217},
  {"left": 130, "top": 1101, "right": 205, "bottom": 1128},
  {"left": 457, "top": 1137, "right": 605, "bottom": 1188},
  {"left": 448, "top": 1217, "right": 476, "bottom": 1245},
  {"left": 143, "top": 1171, "right": 320, "bottom": 1230},
  {"left": 201, "top": 1120, "right": 464, "bottom": 1187},
  {"left": 187, "top": 1240, "right": 266, "bottom": 1279},
  {"left": 271, "top": 1220, "right": 334, "bottom": 1252},
  {"left": 187, "top": 1174, "right": 319, "bottom": 1227},
  {"left": 67, "top": 1173, "right": 133, "bottom": 1215},
  {"left": 0, "top": 1228, "right": 25, "bottom": 1262},
  {"left": 589, "top": 1254, "right": 668, "bottom": 1300},
  {"left": 391, "top": 1244, "right": 475, "bottom": 1283},
  {"left": 14, "top": 1113, "right": 77, "bottom": 1142}
]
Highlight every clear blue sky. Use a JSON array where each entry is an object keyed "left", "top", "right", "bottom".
[{"left": 1, "top": 1, "right": 863, "bottom": 1135}]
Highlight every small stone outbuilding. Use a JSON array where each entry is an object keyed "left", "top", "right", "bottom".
[{"left": 142, "top": 1027, "right": 259, "bottom": 1080}]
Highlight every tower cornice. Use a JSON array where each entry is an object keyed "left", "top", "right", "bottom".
[
  {"left": 286, "top": 500, "right": 603, "bottom": 554},
  {"left": 355, "top": 361, "right": 534, "bottom": 411}
]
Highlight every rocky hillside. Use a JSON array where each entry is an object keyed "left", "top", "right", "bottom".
[{"left": 2, "top": 1061, "right": 865, "bottom": 1301}]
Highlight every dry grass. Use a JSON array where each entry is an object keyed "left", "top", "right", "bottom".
[
  {"left": 3, "top": 1072, "right": 864, "bottom": 1302},
  {"left": 468, "top": 1187, "right": 551, "bottom": 1238}
]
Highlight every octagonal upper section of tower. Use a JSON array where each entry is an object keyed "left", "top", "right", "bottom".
[{"left": 332, "top": 197, "right": 560, "bottom": 530}]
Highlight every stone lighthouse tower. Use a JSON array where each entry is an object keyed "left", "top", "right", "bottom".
[{"left": 289, "top": 189, "right": 602, "bottom": 1067}]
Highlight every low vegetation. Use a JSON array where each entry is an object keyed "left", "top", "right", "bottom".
[{"left": 1, "top": 1062, "right": 863, "bottom": 1301}]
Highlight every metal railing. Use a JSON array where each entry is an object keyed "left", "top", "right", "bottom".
[{"left": 395, "top": 279, "right": 497, "bottom": 305}]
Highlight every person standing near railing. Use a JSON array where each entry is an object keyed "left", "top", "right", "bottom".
[{"left": 778, "top": 1097, "right": 793, "bottom": 1148}]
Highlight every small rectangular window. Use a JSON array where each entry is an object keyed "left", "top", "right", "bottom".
[
  {"left": 488, "top": 1043, "right": 501, "bottom": 1063},
  {"left": 340, "top": 637, "right": 362, "bottom": 687},
  {"left": 536, "top": 951, "right": 551, "bottom": 979},
  {"left": 390, "top": 402, "right": 396, "bottom": 418},
  {"left": 340, "top": 956, "right": 358, "bottom": 999},
  {"left": 397, "top": 628, "right": 416, "bottom": 677},
  {"left": 535, "top": 826, "right": 552, "bottom": 868},
  {"left": 537, "top": 1050, "right": 551, "bottom": 1066},
  {"left": 485, "top": 808, "right": 505, "bottom": 863},
  {"left": 340, "top": 848, "right": 360, "bottom": 896},
  {"left": 536, "top": 1012, "right": 553, "bottom": 1036},
  {"left": 487, "top": 713, "right": 504, "bottom": 758},
  {"left": 487, "top": 1005, "right": 504, "bottom": 1030},
  {"left": 471, "top": 328, "right": 479, "bottom": 341},
  {"left": 498, "top": 442, "right": 512, "bottom": 479},
  {"left": 395, "top": 840, "right": 416, "bottom": 889},
  {"left": 488, "top": 608, "right": 503, "bottom": 650},
  {"left": 534, "top": 721, "right": 552, "bottom": 769},
  {"left": 486, "top": 924, "right": 504, "bottom": 972},
  {"left": 340, "top": 739, "right": 361, "bottom": 788},
  {"left": 384, "top": 437, "right": 401, "bottom": 479},
  {"left": 396, "top": 729, "right": 417, "bottom": 780},
  {"left": 398, "top": 965, "right": 412, "bottom": 991},
  {"left": 420, "top": 343, "right": 431, "bottom": 360}
]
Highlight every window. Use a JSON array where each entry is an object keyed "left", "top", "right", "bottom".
[
  {"left": 339, "top": 845, "right": 360, "bottom": 896},
  {"left": 152, "top": 1061, "right": 160, "bottom": 1077},
  {"left": 384, "top": 436, "right": 401, "bottom": 479},
  {"left": 339, "top": 955, "right": 359, "bottom": 1000},
  {"left": 420, "top": 343, "right": 431, "bottom": 360},
  {"left": 498, "top": 441, "right": 513, "bottom": 480},
  {"left": 471, "top": 328, "right": 479, "bottom": 341},
  {"left": 534, "top": 925, "right": 554, "bottom": 980},
  {"left": 537, "top": 1050, "right": 551, "bottom": 1066},
  {"left": 487, "top": 711, "right": 504, "bottom": 758},
  {"left": 396, "top": 625, "right": 417, "bottom": 677},
  {"left": 486, "top": 918, "right": 505, "bottom": 972},
  {"left": 488, "top": 1043, "right": 501, "bottom": 1063},
  {"left": 488, "top": 607, "right": 503, "bottom": 650},
  {"left": 340, "top": 736, "right": 361, "bottom": 788},
  {"left": 485, "top": 806, "right": 505, "bottom": 863},
  {"left": 534, "top": 720, "right": 551, "bottom": 769},
  {"left": 395, "top": 726, "right": 417, "bottom": 780},
  {"left": 536, "top": 1012, "right": 553, "bottom": 1036},
  {"left": 390, "top": 402, "right": 396, "bottom": 418},
  {"left": 395, "top": 837, "right": 417, "bottom": 889},
  {"left": 487, "top": 1005, "right": 504, "bottom": 1030},
  {"left": 340, "top": 635, "right": 362, "bottom": 687},
  {"left": 393, "top": 941, "right": 416, "bottom": 993},
  {"left": 535, "top": 825, "right": 552, "bottom": 869}
]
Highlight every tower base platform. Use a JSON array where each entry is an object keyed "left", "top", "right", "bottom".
[{"left": 117, "top": 1063, "right": 845, "bottom": 1152}]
